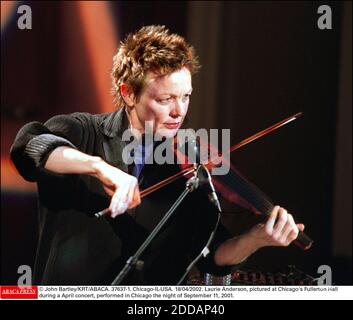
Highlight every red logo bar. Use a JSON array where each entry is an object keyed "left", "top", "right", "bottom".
[{"left": 0, "top": 286, "right": 38, "bottom": 299}]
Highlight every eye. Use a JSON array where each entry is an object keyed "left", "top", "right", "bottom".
[
  {"left": 182, "top": 94, "right": 191, "bottom": 103},
  {"left": 156, "top": 97, "right": 173, "bottom": 105}
]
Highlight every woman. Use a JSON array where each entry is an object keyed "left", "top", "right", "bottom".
[{"left": 10, "top": 25, "right": 304, "bottom": 285}]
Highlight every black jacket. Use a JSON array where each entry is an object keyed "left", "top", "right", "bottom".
[{"left": 10, "top": 108, "right": 233, "bottom": 285}]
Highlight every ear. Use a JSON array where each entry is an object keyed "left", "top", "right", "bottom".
[{"left": 120, "top": 84, "right": 135, "bottom": 107}]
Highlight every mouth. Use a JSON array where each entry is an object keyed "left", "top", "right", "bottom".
[{"left": 164, "top": 122, "right": 181, "bottom": 129}]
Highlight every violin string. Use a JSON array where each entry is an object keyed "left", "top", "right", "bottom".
[{"left": 218, "top": 170, "right": 274, "bottom": 216}]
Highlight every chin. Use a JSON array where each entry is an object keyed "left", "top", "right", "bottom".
[{"left": 155, "top": 128, "right": 179, "bottom": 139}]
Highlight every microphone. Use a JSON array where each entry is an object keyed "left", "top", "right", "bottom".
[
  {"left": 183, "top": 136, "right": 221, "bottom": 212},
  {"left": 197, "top": 165, "right": 222, "bottom": 212}
]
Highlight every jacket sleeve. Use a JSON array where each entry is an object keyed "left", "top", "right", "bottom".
[
  {"left": 10, "top": 114, "right": 87, "bottom": 182},
  {"left": 195, "top": 223, "right": 246, "bottom": 277}
]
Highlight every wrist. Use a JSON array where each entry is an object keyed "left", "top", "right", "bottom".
[
  {"left": 214, "top": 233, "right": 261, "bottom": 266},
  {"left": 245, "top": 225, "right": 269, "bottom": 251},
  {"left": 244, "top": 231, "right": 264, "bottom": 252},
  {"left": 88, "top": 156, "right": 106, "bottom": 177}
]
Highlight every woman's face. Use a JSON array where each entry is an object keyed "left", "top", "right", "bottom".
[{"left": 126, "top": 67, "right": 192, "bottom": 138}]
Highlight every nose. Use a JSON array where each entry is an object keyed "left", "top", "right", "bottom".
[{"left": 170, "top": 99, "right": 185, "bottom": 118}]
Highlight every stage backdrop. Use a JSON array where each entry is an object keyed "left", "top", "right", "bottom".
[{"left": 1, "top": 1, "right": 351, "bottom": 284}]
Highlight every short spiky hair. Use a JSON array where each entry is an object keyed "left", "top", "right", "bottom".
[{"left": 111, "top": 25, "right": 200, "bottom": 108}]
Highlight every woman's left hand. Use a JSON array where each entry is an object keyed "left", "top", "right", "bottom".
[{"left": 248, "top": 205, "right": 305, "bottom": 249}]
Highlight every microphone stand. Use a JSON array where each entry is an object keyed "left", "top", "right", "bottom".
[
  {"left": 176, "top": 164, "right": 223, "bottom": 285},
  {"left": 111, "top": 170, "right": 200, "bottom": 285}
]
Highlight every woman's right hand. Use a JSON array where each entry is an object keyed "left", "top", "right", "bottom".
[
  {"left": 43, "top": 147, "right": 140, "bottom": 217},
  {"left": 92, "top": 159, "right": 141, "bottom": 218}
]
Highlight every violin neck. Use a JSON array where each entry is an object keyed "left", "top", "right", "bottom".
[
  {"left": 218, "top": 169, "right": 314, "bottom": 250},
  {"left": 220, "top": 168, "right": 274, "bottom": 217}
]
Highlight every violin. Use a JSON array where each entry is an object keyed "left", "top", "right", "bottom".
[{"left": 95, "top": 112, "right": 313, "bottom": 250}]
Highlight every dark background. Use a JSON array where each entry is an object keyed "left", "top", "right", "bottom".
[{"left": 1, "top": 1, "right": 351, "bottom": 284}]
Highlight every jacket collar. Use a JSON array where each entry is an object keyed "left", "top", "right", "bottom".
[
  {"left": 98, "top": 107, "right": 129, "bottom": 172},
  {"left": 99, "top": 107, "right": 129, "bottom": 138}
]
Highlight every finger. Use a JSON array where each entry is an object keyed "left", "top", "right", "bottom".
[
  {"left": 272, "top": 207, "right": 288, "bottom": 239},
  {"left": 110, "top": 191, "right": 128, "bottom": 217},
  {"left": 126, "top": 182, "right": 135, "bottom": 206},
  {"left": 285, "top": 227, "right": 299, "bottom": 245},
  {"left": 297, "top": 223, "right": 305, "bottom": 231},
  {"left": 130, "top": 184, "right": 141, "bottom": 208},
  {"left": 135, "top": 185, "right": 141, "bottom": 204},
  {"left": 109, "top": 191, "right": 119, "bottom": 209},
  {"left": 109, "top": 191, "right": 120, "bottom": 216},
  {"left": 113, "top": 203, "right": 128, "bottom": 218},
  {"left": 103, "top": 185, "right": 115, "bottom": 197},
  {"left": 280, "top": 214, "right": 297, "bottom": 244},
  {"left": 111, "top": 199, "right": 128, "bottom": 218},
  {"left": 265, "top": 205, "right": 280, "bottom": 235},
  {"left": 117, "top": 176, "right": 135, "bottom": 200}
]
